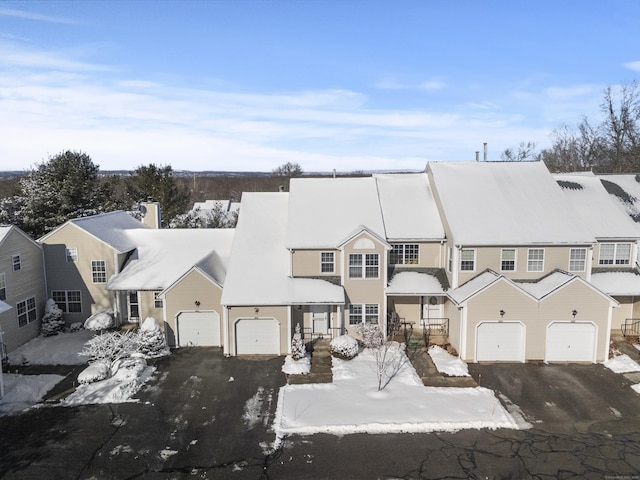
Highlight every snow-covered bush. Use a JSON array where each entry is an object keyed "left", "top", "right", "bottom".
[
  {"left": 40, "top": 298, "right": 65, "bottom": 336},
  {"left": 356, "top": 323, "right": 385, "bottom": 349},
  {"left": 136, "top": 317, "right": 170, "bottom": 358},
  {"left": 330, "top": 334, "right": 359, "bottom": 359},
  {"left": 80, "top": 330, "right": 138, "bottom": 364},
  {"left": 84, "top": 309, "right": 115, "bottom": 332},
  {"left": 78, "top": 360, "right": 110, "bottom": 384},
  {"left": 290, "top": 323, "right": 306, "bottom": 360},
  {"left": 69, "top": 322, "right": 83, "bottom": 332}
]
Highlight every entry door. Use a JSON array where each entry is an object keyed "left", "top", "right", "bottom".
[
  {"left": 422, "top": 296, "right": 442, "bottom": 326},
  {"left": 311, "top": 305, "right": 329, "bottom": 334},
  {"left": 128, "top": 291, "right": 140, "bottom": 322}
]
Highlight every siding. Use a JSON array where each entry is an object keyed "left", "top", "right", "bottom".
[
  {"left": 389, "top": 242, "right": 444, "bottom": 270},
  {"left": 291, "top": 249, "right": 341, "bottom": 277}
]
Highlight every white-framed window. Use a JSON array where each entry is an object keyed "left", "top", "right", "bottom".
[
  {"left": 91, "top": 260, "right": 107, "bottom": 283},
  {"left": 17, "top": 296, "right": 37, "bottom": 327},
  {"left": 349, "top": 253, "right": 379, "bottom": 279},
  {"left": 66, "top": 247, "right": 78, "bottom": 262},
  {"left": 460, "top": 249, "right": 475, "bottom": 271},
  {"left": 320, "top": 252, "right": 335, "bottom": 273},
  {"left": 12, "top": 254, "right": 21, "bottom": 271},
  {"left": 501, "top": 249, "right": 516, "bottom": 272},
  {"left": 348, "top": 303, "right": 379, "bottom": 325},
  {"left": 128, "top": 291, "right": 140, "bottom": 319},
  {"left": 154, "top": 291, "right": 163, "bottom": 308},
  {"left": 0, "top": 272, "right": 5, "bottom": 301},
  {"left": 569, "top": 248, "right": 587, "bottom": 272},
  {"left": 390, "top": 244, "right": 419, "bottom": 265},
  {"left": 52, "top": 290, "right": 82, "bottom": 313},
  {"left": 527, "top": 248, "right": 545, "bottom": 272},
  {"left": 599, "top": 243, "right": 632, "bottom": 265}
]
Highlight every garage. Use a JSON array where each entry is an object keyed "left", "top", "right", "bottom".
[
  {"left": 177, "top": 311, "right": 221, "bottom": 347},
  {"left": 235, "top": 318, "right": 280, "bottom": 355},
  {"left": 545, "top": 322, "right": 596, "bottom": 363},
  {"left": 476, "top": 321, "right": 525, "bottom": 362}
]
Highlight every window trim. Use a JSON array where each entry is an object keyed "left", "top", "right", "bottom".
[
  {"left": 527, "top": 248, "right": 545, "bottom": 272},
  {"left": 52, "top": 290, "right": 82, "bottom": 313},
  {"left": 66, "top": 247, "right": 79, "bottom": 263},
  {"left": 12, "top": 254, "right": 21, "bottom": 272},
  {"left": 320, "top": 251, "right": 335, "bottom": 274},
  {"left": 0, "top": 272, "right": 6, "bottom": 301},
  {"left": 91, "top": 260, "right": 107, "bottom": 284},
  {"left": 348, "top": 253, "right": 380, "bottom": 279},
  {"left": 569, "top": 248, "right": 588, "bottom": 272},
  {"left": 348, "top": 303, "right": 379, "bottom": 325},
  {"left": 154, "top": 291, "right": 163, "bottom": 309},
  {"left": 599, "top": 243, "right": 632, "bottom": 266},
  {"left": 460, "top": 248, "right": 476, "bottom": 272},
  {"left": 390, "top": 244, "right": 420, "bottom": 265},
  {"left": 17, "top": 296, "right": 37, "bottom": 328},
  {"left": 500, "top": 248, "right": 517, "bottom": 272}
]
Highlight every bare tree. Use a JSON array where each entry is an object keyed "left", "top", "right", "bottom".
[
  {"left": 500, "top": 141, "right": 537, "bottom": 162},
  {"left": 272, "top": 162, "right": 303, "bottom": 177}
]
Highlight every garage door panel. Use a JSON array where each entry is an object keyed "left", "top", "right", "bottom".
[
  {"left": 546, "top": 322, "right": 596, "bottom": 363},
  {"left": 178, "top": 311, "right": 221, "bottom": 347},
  {"left": 236, "top": 318, "right": 280, "bottom": 355},
  {"left": 476, "top": 322, "right": 525, "bottom": 362}
]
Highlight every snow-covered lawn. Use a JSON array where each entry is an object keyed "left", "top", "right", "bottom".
[
  {"left": 0, "top": 374, "right": 64, "bottom": 415},
  {"left": 8, "top": 329, "right": 93, "bottom": 365},
  {"left": 428, "top": 345, "right": 470, "bottom": 377},
  {"left": 604, "top": 354, "right": 640, "bottom": 374},
  {"left": 282, "top": 353, "right": 311, "bottom": 375},
  {"left": 274, "top": 347, "right": 518, "bottom": 442}
]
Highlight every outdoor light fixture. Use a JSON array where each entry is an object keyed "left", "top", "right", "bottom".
[
  {"left": 254, "top": 307, "right": 260, "bottom": 314},
  {"left": 572, "top": 309, "right": 578, "bottom": 319},
  {"left": 499, "top": 309, "right": 505, "bottom": 318},
  {"left": 194, "top": 300, "right": 201, "bottom": 309}
]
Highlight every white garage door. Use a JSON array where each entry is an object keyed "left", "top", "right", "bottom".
[
  {"left": 476, "top": 321, "right": 525, "bottom": 362},
  {"left": 235, "top": 318, "right": 280, "bottom": 355},
  {"left": 177, "top": 311, "right": 221, "bottom": 347},
  {"left": 545, "top": 322, "right": 596, "bottom": 363}
]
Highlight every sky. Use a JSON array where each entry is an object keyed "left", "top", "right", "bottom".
[{"left": 0, "top": 1, "right": 639, "bottom": 173}]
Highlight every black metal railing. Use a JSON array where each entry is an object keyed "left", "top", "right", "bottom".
[
  {"left": 622, "top": 318, "right": 640, "bottom": 337},
  {"left": 302, "top": 326, "right": 342, "bottom": 341},
  {"left": 421, "top": 317, "right": 449, "bottom": 337}
]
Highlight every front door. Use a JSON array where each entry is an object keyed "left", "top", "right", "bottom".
[
  {"left": 422, "top": 296, "right": 442, "bottom": 326},
  {"left": 128, "top": 291, "right": 140, "bottom": 323},
  {"left": 311, "top": 305, "right": 329, "bottom": 334}
]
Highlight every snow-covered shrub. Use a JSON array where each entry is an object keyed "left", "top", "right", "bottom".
[
  {"left": 84, "top": 309, "right": 115, "bottom": 331},
  {"left": 290, "top": 323, "right": 306, "bottom": 360},
  {"left": 136, "top": 317, "right": 170, "bottom": 359},
  {"left": 330, "top": 334, "right": 359, "bottom": 359},
  {"left": 40, "top": 298, "right": 65, "bottom": 336},
  {"left": 356, "top": 323, "right": 385, "bottom": 349},
  {"left": 69, "top": 322, "right": 83, "bottom": 332},
  {"left": 80, "top": 330, "right": 138, "bottom": 364},
  {"left": 78, "top": 360, "right": 110, "bottom": 384}
]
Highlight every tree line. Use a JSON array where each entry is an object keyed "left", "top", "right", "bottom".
[{"left": 502, "top": 81, "right": 640, "bottom": 173}]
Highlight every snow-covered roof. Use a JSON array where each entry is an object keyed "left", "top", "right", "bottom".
[
  {"left": 106, "top": 228, "right": 235, "bottom": 291},
  {"left": 374, "top": 173, "right": 445, "bottom": 241},
  {"left": 554, "top": 173, "right": 639, "bottom": 239},
  {"left": 40, "top": 211, "right": 148, "bottom": 252},
  {"left": 448, "top": 271, "right": 503, "bottom": 304},
  {"left": 0, "top": 299, "right": 11, "bottom": 314},
  {"left": 386, "top": 271, "right": 446, "bottom": 295},
  {"left": 222, "top": 192, "right": 344, "bottom": 306},
  {"left": 596, "top": 174, "right": 640, "bottom": 223},
  {"left": 590, "top": 271, "right": 640, "bottom": 296},
  {"left": 0, "top": 226, "right": 12, "bottom": 244},
  {"left": 193, "top": 200, "right": 240, "bottom": 213},
  {"left": 286, "top": 177, "right": 386, "bottom": 249},
  {"left": 427, "top": 161, "right": 595, "bottom": 246},
  {"left": 515, "top": 271, "right": 575, "bottom": 299}
]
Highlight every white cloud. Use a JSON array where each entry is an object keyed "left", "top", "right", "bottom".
[
  {"left": 622, "top": 61, "right": 640, "bottom": 72},
  {"left": 0, "top": 7, "right": 80, "bottom": 25},
  {"left": 374, "top": 78, "right": 446, "bottom": 91}
]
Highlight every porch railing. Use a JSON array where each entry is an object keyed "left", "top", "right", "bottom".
[
  {"left": 622, "top": 318, "right": 640, "bottom": 337},
  {"left": 421, "top": 318, "right": 449, "bottom": 337},
  {"left": 302, "top": 326, "right": 342, "bottom": 341}
]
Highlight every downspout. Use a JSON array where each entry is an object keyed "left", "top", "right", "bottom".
[{"left": 223, "top": 306, "right": 230, "bottom": 356}]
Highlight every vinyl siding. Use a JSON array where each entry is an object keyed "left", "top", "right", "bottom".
[
  {"left": 291, "top": 249, "right": 341, "bottom": 277},
  {"left": 389, "top": 242, "right": 444, "bottom": 269}
]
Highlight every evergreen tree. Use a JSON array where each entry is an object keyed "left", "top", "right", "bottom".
[{"left": 132, "top": 164, "right": 189, "bottom": 226}]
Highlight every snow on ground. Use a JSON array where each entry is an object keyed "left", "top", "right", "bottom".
[
  {"left": 427, "top": 345, "right": 470, "bottom": 377},
  {"left": 274, "top": 347, "right": 518, "bottom": 442},
  {"left": 8, "top": 329, "right": 93, "bottom": 365},
  {"left": 0, "top": 374, "right": 64, "bottom": 415},
  {"left": 604, "top": 354, "right": 640, "bottom": 374},
  {"left": 281, "top": 354, "right": 311, "bottom": 375}
]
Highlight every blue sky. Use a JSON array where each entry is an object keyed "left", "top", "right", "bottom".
[{"left": 1, "top": 1, "right": 639, "bottom": 172}]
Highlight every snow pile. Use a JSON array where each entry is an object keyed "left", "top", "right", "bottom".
[
  {"left": 0, "top": 374, "right": 64, "bottom": 415},
  {"left": 274, "top": 347, "right": 518, "bottom": 440},
  {"left": 282, "top": 354, "right": 311, "bottom": 375},
  {"left": 330, "top": 334, "right": 359, "bottom": 359},
  {"left": 8, "top": 329, "right": 93, "bottom": 365},
  {"left": 64, "top": 357, "right": 155, "bottom": 405},
  {"left": 428, "top": 345, "right": 470, "bottom": 377},
  {"left": 604, "top": 354, "right": 640, "bottom": 373},
  {"left": 84, "top": 309, "right": 115, "bottom": 331},
  {"left": 78, "top": 360, "right": 110, "bottom": 384}
]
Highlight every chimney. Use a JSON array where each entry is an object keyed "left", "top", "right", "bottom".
[
  {"left": 475, "top": 151, "right": 480, "bottom": 162},
  {"left": 483, "top": 143, "right": 488, "bottom": 162},
  {"left": 140, "top": 202, "right": 162, "bottom": 229}
]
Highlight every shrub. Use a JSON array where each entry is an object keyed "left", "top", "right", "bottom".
[
  {"left": 291, "top": 323, "right": 306, "bottom": 360},
  {"left": 330, "top": 334, "right": 359, "bottom": 359},
  {"left": 80, "top": 330, "right": 138, "bottom": 364},
  {"left": 40, "top": 298, "right": 65, "bottom": 336},
  {"left": 84, "top": 309, "right": 115, "bottom": 332},
  {"left": 137, "top": 317, "right": 169, "bottom": 358},
  {"left": 356, "top": 323, "right": 384, "bottom": 348}
]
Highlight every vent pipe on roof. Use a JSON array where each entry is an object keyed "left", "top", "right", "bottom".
[
  {"left": 279, "top": 185, "right": 285, "bottom": 192},
  {"left": 483, "top": 143, "right": 488, "bottom": 161},
  {"left": 475, "top": 151, "right": 480, "bottom": 162},
  {"left": 333, "top": 169, "right": 336, "bottom": 178}
]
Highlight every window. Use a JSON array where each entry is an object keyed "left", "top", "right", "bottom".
[
  {"left": 52, "top": 290, "right": 82, "bottom": 313},
  {"left": 390, "top": 244, "right": 419, "bottom": 265},
  {"left": 569, "top": 248, "right": 587, "bottom": 272},
  {"left": 91, "top": 260, "right": 107, "bottom": 283},
  {"left": 349, "top": 253, "right": 379, "bottom": 279},
  {"left": 527, "top": 249, "right": 545, "bottom": 272},
  {"left": 448, "top": 247, "right": 453, "bottom": 272},
  {"left": 0, "top": 273, "right": 5, "bottom": 301},
  {"left": 501, "top": 249, "right": 516, "bottom": 271},
  {"left": 349, "top": 304, "right": 379, "bottom": 325},
  {"left": 12, "top": 255, "right": 21, "bottom": 271},
  {"left": 129, "top": 291, "right": 140, "bottom": 319},
  {"left": 599, "top": 243, "right": 631, "bottom": 265},
  {"left": 460, "top": 249, "right": 475, "bottom": 271},
  {"left": 320, "top": 252, "right": 335, "bottom": 273},
  {"left": 17, "top": 296, "right": 37, "bottom": 327},
  {"left": 154, "top": 291, "right": 163, "bottom": 308},
  {"left": 66, "top": 248, "right": 78, "bottom": 262}
]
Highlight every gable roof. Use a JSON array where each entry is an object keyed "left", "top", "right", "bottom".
[
  {"left": 222, "top": 192, "right": 344, "bottom": 306},
  {"left": 0, "top": 225, "right": 41, "bottom": 250},
  {"left": 40, "top": 210, "right": 148, "bottom": 253},
  {"left": 554, "top": 173, "right": 639, "bottom": 239},
  {"left": 374, "top": 173, "right": 445, "bottom": 241},
  {"left": 386, "top": 271, "right": 447, "bottom": 296},
  {"left": 286, "top": 177, "right": 386, "bottom": 249},
  {"left": 427, "top": 161, "right": 595, "bottom": 246},
  {"left": 595, "top": 174, "right": 640, "bottom": 223},
  {"left": 106, "top": 228, "right": 235, "bottom": 291}
]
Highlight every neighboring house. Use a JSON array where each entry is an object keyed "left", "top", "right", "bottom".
[{"left": 0, "top": 225, "right": 47, "bottom": 354}]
